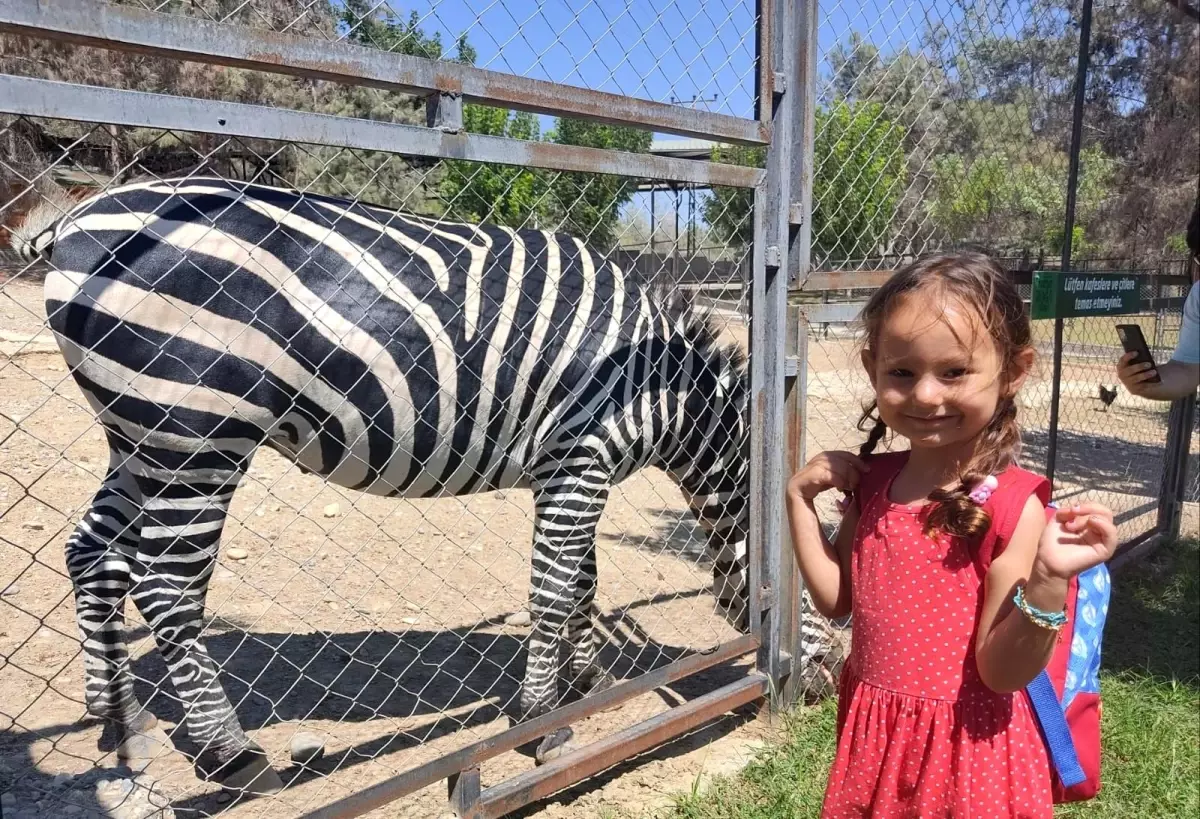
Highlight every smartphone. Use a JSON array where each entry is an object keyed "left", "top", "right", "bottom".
[{"left": 1116, "top": 324, "right": 1161, "bottom": 383}]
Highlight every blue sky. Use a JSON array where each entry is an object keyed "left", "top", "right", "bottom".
[
  {"left": 356, "top": 0, "right": 992, "bottom": 232},
  {"left": 393, "top": 0, "right": 960, "bottom": 123}
]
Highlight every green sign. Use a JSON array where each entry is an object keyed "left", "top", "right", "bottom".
[{"left": 1030, "top": 270, "right": 1142, "bottom": 320}]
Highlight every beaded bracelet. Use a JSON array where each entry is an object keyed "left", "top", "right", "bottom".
[{"left": 1013, "top": 584, "right": 1068, "bottom": 631}]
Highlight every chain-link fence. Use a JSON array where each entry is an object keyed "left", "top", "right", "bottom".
[
  {"left": 791, "top": 0, "right": 1199, "bottom": 543},
  {"left": 0, "top": 0, "right": 820, "bottom": 815}
]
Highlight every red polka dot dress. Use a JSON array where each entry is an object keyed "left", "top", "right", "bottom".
[{"left": 821, "top": 452, "right": 1054, "bottom": 818}]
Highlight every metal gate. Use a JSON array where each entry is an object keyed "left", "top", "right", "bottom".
[{"left": 0, "top": 0, "right": 812, "bottom": 816}]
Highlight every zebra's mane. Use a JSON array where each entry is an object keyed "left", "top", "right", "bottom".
[{"left": 655, "top": 284, "right": 749, "bottom": 388}]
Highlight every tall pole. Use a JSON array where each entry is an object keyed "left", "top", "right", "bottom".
[{"left": 1046, "top": 0, "right": 1093, "bottom": 489}]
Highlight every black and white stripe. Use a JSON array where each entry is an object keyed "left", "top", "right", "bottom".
[{"left": 26, "top": 177, "right": 750, "bottom": 784}]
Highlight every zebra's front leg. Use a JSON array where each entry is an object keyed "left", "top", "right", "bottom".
[
  {"left": 68, "top": 457, "right": 169, "bottom": 769},
  {"left": 521, "top": 472, "right": 610, "bottom": 764},
  {"left": 564, "top": 574, "right": 614, "bottom": 699},
  {"left": 130, "top": 463, "right": 283, "bottom": 795}
]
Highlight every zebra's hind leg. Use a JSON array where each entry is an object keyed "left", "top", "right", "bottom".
[
  {"left": 126, "top": 449, "right": 283, "bottom": 795},
  {"left": 521, "top": 469, "right": 611, "bottom": 765},
  {"left": 68, "top": 451, "right": 170, "bottom": 769}
]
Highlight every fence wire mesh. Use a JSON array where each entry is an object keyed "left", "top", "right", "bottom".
[
  {"left": 1, "top": 0, "right": 759, "bottom": 118},
  {"left": 790, "top": 0, "right": 1199, "bottom": 544},
  {"left": 0, "top": 0, "right": 778, "bottom": 805},
  {"left": 0, "top": 109, "right": 765, "bottom": 815}
]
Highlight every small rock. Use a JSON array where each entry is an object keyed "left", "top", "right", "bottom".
[
  {"left": 401, "top": 617, "right": 419, "bottom": 625},
  {"left": 226, "top": 547, "right": 248, "bottom": 561},
  {"left": 51, "top": 772, "right": 73, "bottom": 789},
  {"left": 22, "top": 521, "right": 44, "bottom": 531},
  {"left": 403, "top": 601, "right": 420, "bottom": 612},
  {"left": 290, "top": 731, "right": 326, "bottom": 765},
  {"left": 323, "top": 503, "right": 340, "bottom": 518},
  {"left": 216, "top": 791, "right": 232, "bottom": 803},
  {"left": 271, "top": 504, "right": 281, "bottom": 513},
  {"left": 1, "top": 585, "right": 18, "bottom": 597},
  {"left": 254, "top": 508, "right": 264, "bottom": 517},
  {"left": 96, "top": 780, "right": 121, "bottom": 797},
  {"left": 504, "top": 610, "right": 532, "bottom": 627},
  {"left": 327, "top": 601, "right": 339, "bottom": 610}
]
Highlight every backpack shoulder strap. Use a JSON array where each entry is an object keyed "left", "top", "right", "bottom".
[{"left": 975, "top": 466, "right": 1052, "bottom": 574}]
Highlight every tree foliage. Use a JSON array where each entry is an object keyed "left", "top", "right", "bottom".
[
  {"left": 703, "top": 101, "right": 905, "bottom": 261},
  {"left": 3, "top": 0, "right": 1195, "bottom": 262}
]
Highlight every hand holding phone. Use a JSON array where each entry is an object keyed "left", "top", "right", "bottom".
[{"left": 1116, "top": 324, "right": 1161, "bottom": 384}]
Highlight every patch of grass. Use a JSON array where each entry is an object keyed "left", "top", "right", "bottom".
[
  {"left": 1057, "top": 671, "right": 1198, "bottom": 818},
  {"left": 664, "top": 539, "right": 1199, "bottom": 818},
  {"left": 670, "top": 702, "right": 837, "bottom": 819},
  {"left": 1105, "top": 538, "right": 1199, "bottom": 683}
]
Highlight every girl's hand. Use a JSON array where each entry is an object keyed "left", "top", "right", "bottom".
[
  {"left": 787, "top": 451, "right": 869, "bottom": 502},
  {"left": 1033, "top": 502, "right": 1118, "bottom": 580}
]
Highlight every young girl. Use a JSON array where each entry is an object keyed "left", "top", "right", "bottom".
[{"left": 786, "top": 252, "right": 1118, "bottom": 817}]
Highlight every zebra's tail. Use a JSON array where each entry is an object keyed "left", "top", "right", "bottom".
[{"left": 9, "top": 186, "right": 78, "bottom": 262}]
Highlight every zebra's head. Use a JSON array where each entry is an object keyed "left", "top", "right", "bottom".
[{"left": 659, "top": 304, "right": 751, "bottom": 633}]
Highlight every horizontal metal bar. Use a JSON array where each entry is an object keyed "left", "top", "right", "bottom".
[
  {"left": 477, "top": 673, "right": 768, "bottom": 817},
  {"left": 0, "top": 0, "right": 768, "bottom": 147},
  {"left": 799, "top": 301, "right": 866, "bottom": 324},
  {"left": 1110, "top": 530, "right": 1165, "bottom": 572},
  {"left": 798, "top": 269, "right": 896, "bottom": 291},
  {"left": 0, "top": 75, "right": 763, "bottom": 188},
  {"left": 299, "top": 634, "right": 758, "bottom": 819}
]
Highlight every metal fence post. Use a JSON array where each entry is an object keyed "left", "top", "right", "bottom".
[
  {"left": 749, "top": 0, "right": 795, "bottom": 699},
  {"left": 1158, "top": 393, "right": 1198, "bottom": 542},
  {"left": 1046, "top": 0, "right": 1094, "bottom": 489},
  {"left": 775, "top": 0, "right": 821, "bottom": 708}
]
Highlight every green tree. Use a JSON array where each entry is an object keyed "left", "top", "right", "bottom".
[
  {"left": 442, "top": 107, "right": 546, "bottom": 226},
  {"left": 700, "top": 144, "right": 764, "bottom": 249},
  {"left": 542, "top": 119, "right": 654, "bottom": 250},
  {"left": 339, "top": 1, "right": 448, "bottom": 58},
  {"left": 812, "top": 101, "right": 906, "bottom": 261},
  {"left": 703, "top": 101, "right": 905, "bottom": 261}
]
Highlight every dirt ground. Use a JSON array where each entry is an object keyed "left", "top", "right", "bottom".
[{"left": 1, "top": 272, "right": 1196, "bottom": 819}]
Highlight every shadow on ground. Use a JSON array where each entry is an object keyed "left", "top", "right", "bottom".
[{"left": 1105, "top": 538, "right": 1200, "bottom": 684}]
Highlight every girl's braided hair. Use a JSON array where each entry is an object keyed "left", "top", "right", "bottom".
[{"left": 856, "top": 252, "right": 1033, "bottom": 540}]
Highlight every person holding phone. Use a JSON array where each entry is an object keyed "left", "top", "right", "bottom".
[{"left": 1116, "top": 197, "right": 1200, "bottom": 401}]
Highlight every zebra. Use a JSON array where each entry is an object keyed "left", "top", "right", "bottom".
[{"left": 13, "top": 177, "right": 753, "bottom": 793}]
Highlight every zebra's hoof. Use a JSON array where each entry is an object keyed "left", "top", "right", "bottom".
[
  {"left": 534, "top": 727, "right": 575, "bottom": 765},
  {"left": 207, "top": 748, "right": 284, "bottom": 796},
  {"left": 117, "top": 721, "right": 171, "bottom": 772},
  {"left": 586, "top": 671, "right": 616, "bottom": 696}
]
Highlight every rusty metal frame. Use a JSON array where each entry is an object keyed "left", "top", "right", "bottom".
[
  {"left": 470, "top": 674, "right": 768, "bottom": 818},
  {"left": 0, "top": 0, "right": 768, "bottom": 147},
  {"left": 0, "top": 75, "right": 763, "bottom": 188},
  {"left": 299, "top": 636, "right": 759, "bottom": 818}
]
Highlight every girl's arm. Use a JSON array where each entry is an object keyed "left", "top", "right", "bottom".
[
  {"left": 976, "top": 498, "right": 1117, "bottom": 693},
  {"left": 785, "top": 452, "right": 865, "bottom": 619}
]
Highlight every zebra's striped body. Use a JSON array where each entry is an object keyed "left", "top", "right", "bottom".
[{"left": 27, "top": 178, "right": 750, "bottom": 785}]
